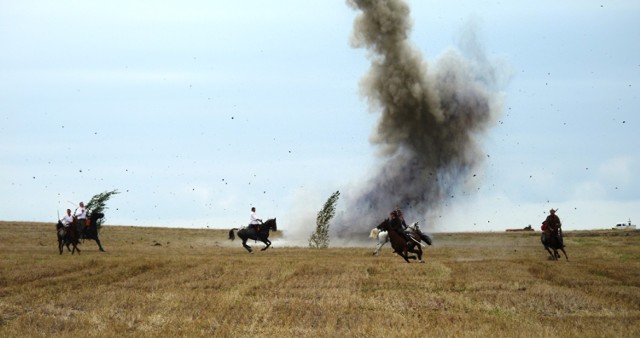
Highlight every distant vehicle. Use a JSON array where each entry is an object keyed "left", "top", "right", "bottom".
[
  {"left": 506, "top": 225, "right": 534, "bottom": 232},
  {"left": 612, "top": 219, "right": 636, "bottom": 230}
]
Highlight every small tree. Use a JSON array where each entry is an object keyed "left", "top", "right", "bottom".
[
  {"left": 85, "top": 189, "right": 120, "bottom": 228},
  {"left": 309, "top": 190, "right": 340, "bottom": 249}
]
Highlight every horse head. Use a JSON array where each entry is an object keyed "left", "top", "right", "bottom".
[
  {"left": 88, "top": 212, "right": 105, "bottom": 227},
  {"left": 264, "top": 218, "right": 277, "bottom": 231},
  {"left": 376, "top": 218, "right": 390, "bottom": 231},
  {"left": 408, "top": 222, "right": 419, "bottom": 231}
]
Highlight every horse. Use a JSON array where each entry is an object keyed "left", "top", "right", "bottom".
[
  {"left": 228, "top": 218, "right": 278, "bottom": 253},
  {"left": 369, "top": 221, "right": 432, "bottom": 257},
  {"left": 56, "top": 220, "right": 80, "bottom": 255},
  {"left": 369, "top": 227, "right": 389, "bottom": 256},
  {"left": 541, "top": 230, "right": 568, "bottom": 261},
  {"left": 375, "top": 219, "right": 426, "bottom": 263},
  {"left": 77, "top": 212, "right": 106, "bottom": 252}
]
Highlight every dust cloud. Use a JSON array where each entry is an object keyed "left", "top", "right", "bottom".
[{"left": 334, "top": 0, "right": 507, "bottom": 238}]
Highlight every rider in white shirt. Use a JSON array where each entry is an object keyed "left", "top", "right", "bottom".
[
  {"left": 60, "top": 209, "right": 74, "bottom": 227},
  {"left": 249, "top": 207, "right": 262, "bottom": 231},
  {"left": 74, "top": 201, "right": 87, "bottom": 227}
]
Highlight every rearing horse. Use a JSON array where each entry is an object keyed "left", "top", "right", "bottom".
[{"left": 229, "top": 218, "right": 278, "bottom": 253}]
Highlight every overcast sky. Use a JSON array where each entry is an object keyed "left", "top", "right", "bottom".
[{"left": 1, "top": 0, "right": 638, "bottom": 238}]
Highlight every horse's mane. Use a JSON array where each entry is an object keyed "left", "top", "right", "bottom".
[{"left": 369, "top": 228, "right": 380, "bottom": 238}]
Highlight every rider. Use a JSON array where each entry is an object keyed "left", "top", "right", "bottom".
[
  {"left": 59, "top": 208, "right": 74, "bottom": 237},
  {"left": 389, "top": 210, "right": 412, "bottom": 245},
  {"left": 544, "top": 208, "right": 564, "bottom": 247},
  {"left": 74, "top": 201, "right": 87, "bottom": 227},
  {"left": 396, "top": 208, "right": 408, "bottom": 230},
  {"left": 249, "top": 207, "right": 262, "bottom": 233}
]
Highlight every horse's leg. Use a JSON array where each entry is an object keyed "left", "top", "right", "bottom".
[
  {"left": 58, "top": 238, "right": 64, "bottom": 254},
  {"left": 73, "top": 236, "right": 81, "bottom": 255},
  {"left": 408, "top": 235, "right": 424, "bottom": 262},
  {"left": 559, "top": 247, "right": 568, "bottom": 261},
  {"left": 373, "top": 237, "right": 385, "bottom": 256},
  {"left": 242, "top": 238, "right": 253, "bottom": 253},
  {"left": 551, "top": 249, "right": 559, "bottom": 260},
  {"left": 260, "top": 239, "right": 271, "bottom": 251},
  {"left": 401, "top": 246, "right": 412, "bottom": 263},
  {"left": 66, "top": 241, "right": 72, "bottom": 252},
  {"left": 415, "top": 245, "right": 424, "bottom": 263},
  {"left": 95, "top": 237, "right": 105, "bottom": 252}
]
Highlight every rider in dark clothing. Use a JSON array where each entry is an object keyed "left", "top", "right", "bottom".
[
  {"left": 544, "top": 209, "right": 564, "bottom": 247},
  {"left": 397, "top": 208, "right": 408, "bottom": 230},
  {"left": 389, "top": 210, "right": 412, "bottom": 244}
]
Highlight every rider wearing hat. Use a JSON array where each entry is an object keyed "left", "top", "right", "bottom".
[
  {"left": 389, "top": 209, "right": 412, "bottom": 245},
  {"left": 544, "top": 208, "right": 564, "bottom": 247}
]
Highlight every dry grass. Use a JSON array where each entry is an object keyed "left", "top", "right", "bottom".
[{"left": 0, "top": 221, "right": 638, "bottom": 337}]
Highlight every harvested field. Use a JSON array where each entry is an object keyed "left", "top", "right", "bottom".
[{"left": 1, "top": 222, "right": 638, "bottom": 337}]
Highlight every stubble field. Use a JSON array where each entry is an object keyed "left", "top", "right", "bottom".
[{"left": 0, "top": 221, "right": 638, "bottom": 337}]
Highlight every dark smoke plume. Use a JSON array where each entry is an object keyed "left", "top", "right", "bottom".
[{"left": 336, "top": 0, "right": 505, "bottom": 238}]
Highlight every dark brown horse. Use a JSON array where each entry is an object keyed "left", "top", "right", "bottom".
[
  {"left": 229, "top": 218, "right": 277, "bottom": 253},
  {"left": 56, "top": 220, "right": 81, "bottom": 255},
  {"left": 376, "top": 219, "right": 424, "bottom": 263},
  {"left": 541, "top": 222, "right": 568, "bottom": 260}
]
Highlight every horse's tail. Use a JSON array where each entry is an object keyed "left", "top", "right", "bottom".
[
  {"left": 228, "top": 228, "right": 238, "bottom": 241},
  {"left": 369, "top": 228, "right": 380, "bottom": 239},
  {"left": 421, "top": 233, "right": 432, "bottom": 246}
]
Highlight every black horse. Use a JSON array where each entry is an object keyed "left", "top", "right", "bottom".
[
  {"left": 228, "top": 218, "right": 277, "bottom": 253},
  {"left": 78, "top": 212, "right": 106, "bottom": 252},
  {"left": 376, "top": 219, "right": 425, "bottom": 263},
  {"left": 541, "top": 231, "right": 568, "bottom": 261}
]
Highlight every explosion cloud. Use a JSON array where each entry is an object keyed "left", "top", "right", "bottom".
[{"left": 336, "top": 0, "right": 505, "bottom": 238}]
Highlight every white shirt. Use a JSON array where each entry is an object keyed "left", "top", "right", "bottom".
[
  {"left": 75, "top": 206, "right": 86, "bottom": 219},
  {"left": 61, "top": 214, "right": 74, "bottom": 227},
  {"left": 250, "top": 211, "right": 261, "bottom": 225}
]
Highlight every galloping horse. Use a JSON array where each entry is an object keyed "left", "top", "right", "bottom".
[
  {"left": 375, "top": 219, "right": 426, "bottom": 263},
  {"left": 56, "top": 220, "right": 81, "bottom": 255},
  {"left": 370, "top": 221, "right": 431, "bottom": 256},
  {"left": 229, "top": 218, "right": 278, "bottom": 253},
  {"left": 541, "top": 224, "right": 568, "bottom": 261},
  {"left": 78, "top": 212, "right": 106, "bottom": 252}
]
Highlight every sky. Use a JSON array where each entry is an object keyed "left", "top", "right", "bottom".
[{"left": 1, "top": 0, "right": 639, "bottom": 241}]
